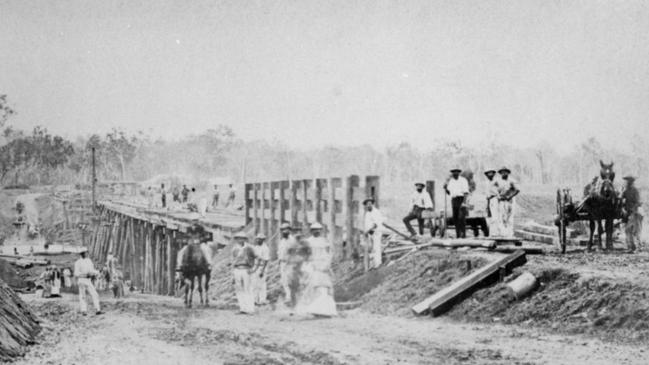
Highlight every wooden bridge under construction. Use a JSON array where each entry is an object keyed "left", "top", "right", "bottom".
[{"left": 75, "top": 175, "right": 379, "bottom": 296}]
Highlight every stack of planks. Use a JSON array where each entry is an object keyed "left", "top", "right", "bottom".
[
  {"left": 514, "top": 222, "right": 578, "bottom": 245},
  {"left": 0, "top": 279, "right": 41, "bottom": 361}
]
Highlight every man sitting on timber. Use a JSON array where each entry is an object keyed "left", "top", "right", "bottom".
[
  {"left": 403, "top": 182, "right": 434, "bottom": 238},
  {"left": 74, "top": 248, "right": 103, "bottom": 315},
  {"left": 363, "top": 197, "right": 385, "bottom": 269},
  {"left": 444, "top": 168, "right": 470, "bottom": 238}
]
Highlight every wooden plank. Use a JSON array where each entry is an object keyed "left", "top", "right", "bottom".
[
  {"left": 412, "top": 250, "right": 527, "bottom": 316},
  {"left": 514, "top": 230, "right": 556, "bottom": 245},
  {"left": 491, "top": 247, "right": 545, "bottom": 255},
  {"left": 522, "top": 222, "right": 577, "bottom": 238}
]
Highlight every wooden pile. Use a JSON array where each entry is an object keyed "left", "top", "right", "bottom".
[{"left": 0, "top": 279, "right": 41, "bottom": 361}]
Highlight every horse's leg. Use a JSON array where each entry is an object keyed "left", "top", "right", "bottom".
[
  {"left": 197, "top": 275, "right": 204, "bottom": 306},
  {"left": 597, "top": 220, "right": 604, "bottom": 250},
  {"left": 184, "top": 278, "right": 190, "bottom": 307},
  {"left": 588, "top": 220, "right": 595, "bottom": 251},
  {"left": 204, "top": 270, "right": 210, "bottom": 307},
  {"left": 605, "top": 218, "right": 614, "bottom": 250},
  {"left": 189, "top": 277, "right": 195, "bottom": 308}
]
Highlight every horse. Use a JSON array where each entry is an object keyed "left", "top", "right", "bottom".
[
  {"left": 176, "top": 242, "right": 211, "bottom": 308},
  {"left": 581, "top": 160, "right": 619, "bottom": 251}
]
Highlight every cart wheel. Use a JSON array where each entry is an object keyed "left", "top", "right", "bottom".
[
  {"left": 556, "top": 189, "right": 565, "bottom": 253},
  {"left": 439, "top": 217, "right": 447, "bottom": 238}
]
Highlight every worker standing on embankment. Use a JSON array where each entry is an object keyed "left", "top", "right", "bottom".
[
  {"left": 484, "top": 169, "right": 500, "bottom": 237},
  {"left": 496, "top": 166, "right": 520, "bottom": 238},
  {"left": 74, "top": 248, "right": 103, "bottom": 316},
  {"left": 445, "top": 168, "right": 470, "bottom": 238},
  {"left": 622, "top": 175, "right": 643, "bottom": 253},
  {"left": 363, "top": 197, "right": 385, "bottom": 269}
]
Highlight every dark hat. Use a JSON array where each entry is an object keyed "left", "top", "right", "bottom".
[
  {"left": 498, "top": 167, "right": 511, "bottom": 174},
  {"left": 450, "top": 168, "right": 462, "bottom": 173},
  {"left": 623, "top": 176, "right": 636, "bottom": 181},
  {"left": 484, "top": 169, "right": 496, "bottom": 175},
  {"left": 414, "top": 182, "right": 425, "bottom": 187}
]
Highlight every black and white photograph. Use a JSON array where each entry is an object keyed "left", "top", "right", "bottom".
[{"left": 1, "top": 1, "right": 648, "bottom": 364}]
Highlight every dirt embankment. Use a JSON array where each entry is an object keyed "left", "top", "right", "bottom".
[{"left": 0, "top": 279, "right": 41, "bottom": 361}]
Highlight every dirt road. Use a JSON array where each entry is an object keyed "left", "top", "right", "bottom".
[{"left": 14, "top": 293, "right": 647, "bottom": 365}]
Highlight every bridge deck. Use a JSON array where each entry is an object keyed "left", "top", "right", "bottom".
[{"left": 98, "top": 200, "right": 246, "bottom": 232}]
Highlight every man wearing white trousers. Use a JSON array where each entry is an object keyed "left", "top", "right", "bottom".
[
  {"left": 277, "top": 222, "right": 296, "bottom": 304},
  {"left": 251, "top": 233, "right": 270, "bottom": 305},
  {"left": 484, "top": 169, "right": 500, "bottom": 237},
  {"left": 74, "top": 248, "right": 103, "bottom": 316},
  {"left": 496, "top": 166, "right": 520, "bottom": 238},
  {"left": 231, "top": 231, "right": 256, "bottom": 314},
  {"left": 363, "top": 198, "right": 385, "bottom": 269}
]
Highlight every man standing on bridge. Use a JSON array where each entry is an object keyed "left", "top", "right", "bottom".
[
  {"left": 445, "top": 168, "right": 470, "bottom": 238},
  {"left": 496, "top": 167, "right": 520, "bottom": 238},
  {"left": 622, "top": 176, "right": 643, "bottom": 253},
  {"left": 403, "top": 182, "right": 434, "bottom": 238},
  {"left": 160, "top": 183, "right": 167, "bottom": 209},
  {"left": 74, "top": 248, "right": 103, "bottom": 316},
  {"left": 231, "top": 232, "right": 256, "bottom": 314}
]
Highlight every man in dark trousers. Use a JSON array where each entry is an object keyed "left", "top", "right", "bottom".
[
  {"left": 181, "top": 185, "right": 189, "bottom": 203},
  {"left": 622, "top": 176, "right": 642, "bottom": 253},
  {"left": 403, "top": 182, "right": 434, "bottom": 238},
  {"left": 444, "top": 168, "right": 470, "bottom": 238}
]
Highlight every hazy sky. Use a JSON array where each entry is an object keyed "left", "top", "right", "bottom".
[{"left": 1, "top": 0, "right": 648, "bottom": 151}]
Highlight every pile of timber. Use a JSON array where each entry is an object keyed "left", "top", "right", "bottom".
[
  {"left": 0, "top": 278, "right": 41, "bottom": 361},
  {"left": 412, "top": 250, "right": 527, "bottom": 316},
  {"left": 384, "top": 236, "right": 543, "bottom": 256},
  {"left": 514, "top": 222, "right": 578, "bottom": 245},
  {"left": 0, "top": 255, "right": 49, "bottom": 268}
]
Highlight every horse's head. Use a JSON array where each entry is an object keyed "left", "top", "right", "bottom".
[
  {"left": 599, "top": 178, "right": 616, "bottom": 201},
  {"left": 599, "top": 160, "right": 615, "bottom": 181}
]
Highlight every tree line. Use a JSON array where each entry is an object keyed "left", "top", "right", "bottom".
[{"left": 0, "top": 95, "right": 645, "bottom": 190}]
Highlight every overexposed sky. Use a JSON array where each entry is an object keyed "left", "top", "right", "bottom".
[{"left": 1, "top": 0, "right": 648, "bottom": 151}]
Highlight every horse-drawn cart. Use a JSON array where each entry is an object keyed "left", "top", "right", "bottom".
[{"left": 555, "top": 183, "right": 623, "bottom": 253}]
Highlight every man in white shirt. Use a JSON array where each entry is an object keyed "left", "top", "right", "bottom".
[
  {"left": 444, "top": 168, "right": 470, "bottom": 238},
  {"left": 363, "top": 198, "right": 385, "bottom": 269},
  {"left": 74, "top": 248, "right": 103, "bottom": 315},
  {"left": 402, "top": 182, "right": 434, "bottom": 238},
  {"left": 484, "top": 169, "right": 501, "bottom": 237}
]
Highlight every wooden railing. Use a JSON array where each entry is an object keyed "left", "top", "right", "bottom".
[{"left": 245, "top": 175, "right": 380, "bottom": 260}]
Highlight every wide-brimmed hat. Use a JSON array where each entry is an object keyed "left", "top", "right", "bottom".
[
  {"left": 498, "top": 166, "right": 511, "bottom": 174},
  {"left": 484, "top": 169, "right": 496, "bottom": 175},
  {"left": 414, "top": 182, "right": 425, "bottom": 187},
  {"left": 233, "top": 231, "right": 248, "bottom": 240},
  {"left": 310, "top": 222, "right": 323, "bottom": 230},
  {"left": 450, "top": 168, "right": 462, "bottom": 173},
  {"left": 623, "top": 176, "right": 636, "bottom": 182},
  {"left": 362, "top": 197, "right": 375, "bottom": 204},
  {"left": 79, "top": 247, "right": 88, "bottom": 254},
  {"left": 255, "top": 233, "right": 266, "bottom": 240},
  {"left": 279, "top": 222, "right": 292, "bottom": 230}
]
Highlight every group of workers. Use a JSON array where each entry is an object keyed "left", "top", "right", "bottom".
[
  {"left": 231, "top": 222, "right": 337, "bottom": 317},
  {"left": 145, "top": 183, "right": 237, "bottom": 213}
]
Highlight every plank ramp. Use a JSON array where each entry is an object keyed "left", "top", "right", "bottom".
[{"left": 412, "top": 250, "right": 527, "bottom": 316}]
